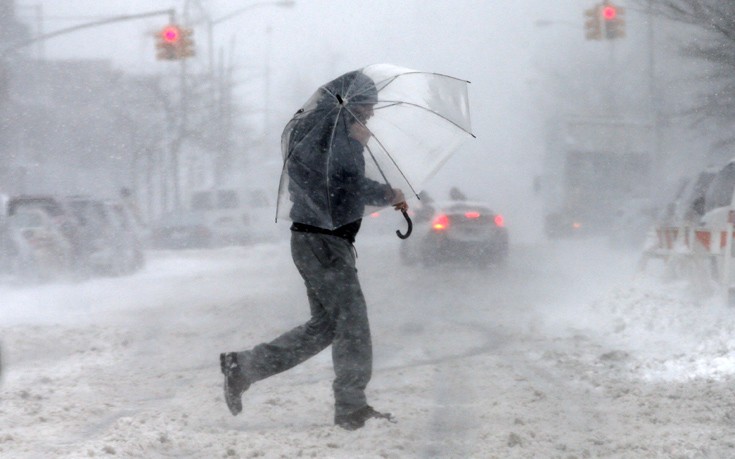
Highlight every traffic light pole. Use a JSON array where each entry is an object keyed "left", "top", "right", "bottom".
[{"left": 0, "top": 9, "right": 176, "bottom": 59}]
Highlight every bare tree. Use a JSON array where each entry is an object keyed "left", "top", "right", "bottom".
[{"left": 645, "top": 0, "right": 735, "bottom": 146}]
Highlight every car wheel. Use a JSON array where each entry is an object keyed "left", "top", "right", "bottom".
[{"left": 421, "top": 251, "right": 438, "bottom": 267}]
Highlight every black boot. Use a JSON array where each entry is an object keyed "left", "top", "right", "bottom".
[
  {"left": 220, "top": 352, "right": 251, "bottom": 416},
  {"left": 335, "top": 405, "right": 396, "bottom": 430}
]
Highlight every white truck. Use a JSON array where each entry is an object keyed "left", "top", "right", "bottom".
[{"left": 540, "top": 116, "right": 656, "bottom": 240}]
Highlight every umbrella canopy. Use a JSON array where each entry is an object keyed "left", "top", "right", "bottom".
[{"left": 277, "top": 63, "right": 474, "bottom": 231}]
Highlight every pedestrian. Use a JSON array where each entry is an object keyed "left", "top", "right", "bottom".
[
  {"left": 220, "top": 70, "right": 408, "bottom": 430},
  {"left": 119, "top": 187, "right": 145, "bottom": 228},
  {"left": 449, "top": 186, "right": 467, "bottom": 201}
]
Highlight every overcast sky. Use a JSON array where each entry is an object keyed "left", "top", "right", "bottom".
[{"left": 14, "top": 0, "right": 667, "bottom": 243}]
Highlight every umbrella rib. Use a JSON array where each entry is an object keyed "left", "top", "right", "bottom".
[
  {"left": 324, "top": 109, "right": 343, "bottom": 226},
  {"left": 364, "top": 144, "right": 394, "bottom": 193},
  {"left": 372, "top": 70, "right": 470, "bottom": 93},
  {"left": 275, "top": 157, "right": 288, "bottom": 223},
  {"left": 365, "top": 136, "right": 419, "bottom": 200},
  {"left": 342, "top": 102, "right": 418, "bottom": 198},
  {"left": 277, "top": 106, "right": 341, "bottom": 227},
  {"left": 376, "top": 99, "right": 475, "bottom": 138},
  {"left": 342, "top": 106, "right": 407, "bottom": 198}
]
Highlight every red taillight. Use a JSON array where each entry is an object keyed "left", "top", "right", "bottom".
[
  {"left": 465, "top": 211, "right": 480, "bottom": 219},
  {"left": 494, "top": 214, "right": 505, "bottom": 227},
  {"left": 432, "top": 214, "right": 450, "bottom": 231}
]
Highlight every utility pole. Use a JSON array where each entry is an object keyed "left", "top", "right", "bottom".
[
  {"left": 186, "top": 0, "right": 295, "bottom": 186},
  {"left": 647, "top": 0, "right": 663, "bottom": 186},
  {"left": 264, "top": 25, "right": 272, "bottom": 150}
]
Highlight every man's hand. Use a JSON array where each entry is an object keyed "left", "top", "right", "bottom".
[
  {"left": 390, "top": 188, "right": 408, "bottom": 211},
  {"left": 348, "top": 122, "right": 371, "bottom": 146},
  {"left": 393, "top": 201, "right": 409, "bottom": 212}
]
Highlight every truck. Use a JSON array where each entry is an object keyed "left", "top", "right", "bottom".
[{"left": 540, "top": 116, "right": 656, "bottom": 239}]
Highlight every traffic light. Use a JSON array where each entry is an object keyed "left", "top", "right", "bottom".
[
  {"left": 584, "top": 5, "right": 602, "bottom": 40},
  {"left": 156, "top": 25, "right": 180, "bottom": 60},
  {"left": 178, "top": 27, "right": 195, "bottom": 59},
  {"left": 155, "top": 25, "right": 195, "bottom": 61},
  {"left": 602, "top": 3, "right": 626, "bottom": 39}
]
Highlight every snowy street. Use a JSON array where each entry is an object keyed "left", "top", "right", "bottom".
[
  {"left": 2, "top": 0, "right": 735, "bottom": 457},
  {"left": 2, "top": 235, "right": 734, "bottom": 458}
]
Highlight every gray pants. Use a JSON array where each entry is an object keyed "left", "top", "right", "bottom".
[{"left": 237, "top": 231, "right": 372, "bottom": 417}]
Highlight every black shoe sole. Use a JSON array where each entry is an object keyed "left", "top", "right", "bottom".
[
  {"left": 220, "top": 352, "right": 244, "bottom": 416},
  {"left": 335, "top": 406, "right": 396, "bottom": 430}
]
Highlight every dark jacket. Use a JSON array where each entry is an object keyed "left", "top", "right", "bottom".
[
  {"left": 285, "top": 71, "right": 390, "bottom": 242},
  {"left": 288, "top": 116, "right": 391, "bottom": 242}
]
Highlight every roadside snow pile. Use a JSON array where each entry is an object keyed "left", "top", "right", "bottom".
[{"left": 588, "top": 276, "right": 735, "bottom": 382}]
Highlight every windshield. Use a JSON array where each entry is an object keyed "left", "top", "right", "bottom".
[{"left": 704, "top": 163, "right": 735, "bottom": 213}]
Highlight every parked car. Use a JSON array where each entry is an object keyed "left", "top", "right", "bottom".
[
  {"left": 677, "top": 166, "right": 719, "bottom": 225},
  {"left": 6, "top": 195, "right": 84, "bottom": 275},
  {"left": 399, "top": 200, "right": 509, "bottom": 267},
  {"left": 65, "top": 196, "right": 143, "bottom": 275},
  {"left": 190, "top": 187, "right": 276, "bottom": 246},
  {"left": 150, "top": 211, "right": 212, "bottom": 250},
  {"left": 6, "top": 208, "right": 74, "bottom": 281}
]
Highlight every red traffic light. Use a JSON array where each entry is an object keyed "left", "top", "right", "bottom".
[
  {"left": 602, "top": 6, "right": 617, "bottom": 20},
  {"left": 161, "top": 26, "right": 181, "bottom": 43}
]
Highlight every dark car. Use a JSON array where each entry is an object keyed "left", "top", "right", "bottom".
[
  {"left": 399, "top": 200, "right": 509, "bottom": 267},
  {"left": 150, "top": 211, "right": 212, "bottom": 250}
]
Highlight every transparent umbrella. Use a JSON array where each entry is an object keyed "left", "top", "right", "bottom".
[{"left": 276, "top": 63, "right": 474, "bottom": 238}]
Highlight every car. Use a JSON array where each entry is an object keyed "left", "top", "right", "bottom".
[
  {"left": 65, "top": 196, "right": 143, "bottom": 275},
  {"left": 399, "top": 200, "right": 509, "bottom": 267},
  {"left": 6, "top": 207, "right": 74, "bottom": 281},
  {"left": 150, "top": 211, "right": 213, "bottom": 250},
  {"left": 6, "top": 195, "right": 85, "bottom": 275},
  {"left": 676, "top": 166, "right": 719, "bottom": 225},
  {"left": 189, "top": 187, "right": 277, "bottom": 246},
  {"left": 701, "top": 159, "right": 735, "bottom": 225}
]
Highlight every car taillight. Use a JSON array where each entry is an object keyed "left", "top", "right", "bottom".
[
  {"left": 494, "top": 214, "right": 505, "bottom": 227},
  {"left": 432, "top": 214, "right": 450, "bottom": 231},
  {"left": 465, "top": 211, "right": 480, "bottom": 219}
]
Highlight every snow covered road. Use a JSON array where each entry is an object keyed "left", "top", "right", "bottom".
[{"left": 1, "top": 235, "right": 734, "bottom": 458}]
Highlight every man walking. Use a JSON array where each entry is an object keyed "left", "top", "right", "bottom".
[{"left": 220, "top": 70, "right": 407, "bottom": 430}]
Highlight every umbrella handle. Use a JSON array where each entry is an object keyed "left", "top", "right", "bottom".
[{"left": 396, "top": 209, "right": 413, "bottom": 239}]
